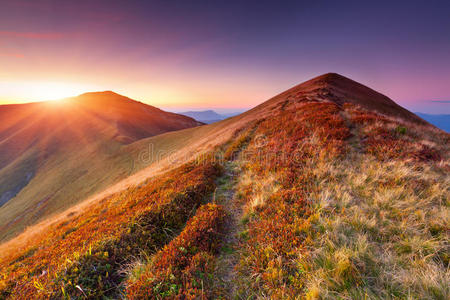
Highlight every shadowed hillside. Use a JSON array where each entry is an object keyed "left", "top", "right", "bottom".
[
  {"left": 0, "top": 74, "right": 448, "bottom": 299},
  {"left": 0, "top": 92, "right": 200, "bottom": 241}
]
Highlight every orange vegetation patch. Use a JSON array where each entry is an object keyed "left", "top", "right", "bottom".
[
  {"left": 344, "top": 103, "right": 442, "bottom": 162},
  {"left": 234, "top": 101, "right": 351, "bottom": 297},
  {"left": 247, "top": 102, "right": 350, "bottom": 177},
  {"left": 126, "top": 203, "right": 227, "bottom": 299},
  {"left": 0, "top": 161, "right": 222, "bottom": 299}
]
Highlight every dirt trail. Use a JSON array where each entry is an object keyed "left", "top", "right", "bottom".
[{"left": 213, "top": 161, "right": 244, "bottom": 298}]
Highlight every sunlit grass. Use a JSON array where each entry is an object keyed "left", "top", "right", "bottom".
[{"left": 232, "top": 102, "right": 449, "bottom": 299}]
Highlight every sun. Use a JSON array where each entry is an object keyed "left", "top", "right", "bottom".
[
  {"left": 28, "top": 82, "right": 89, "bottom": 101},
  {"left": 0, "top": 81, "right": 101, "bottom": 103}
]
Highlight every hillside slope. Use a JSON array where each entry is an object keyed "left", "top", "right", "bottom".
[
  {"left": 0, "top": 73, "right": 448, "bottom": 299},
  {"left": 0, "top": 92, "right": 200, "bottom": 241}
]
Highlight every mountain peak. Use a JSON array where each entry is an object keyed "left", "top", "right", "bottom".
[
  {"left": 71, "top": 90, "right": 140, "bottom": 109},
  {"left": 78, "top": 90, "right": 123, "bottom": 97},
  {"left": 75, "top": 91, "right": 130, "bottom": 102},
  {"left": 300, "top": 72, "right": 371, "bottom": 89},
  {"left": 309, "top": 72, "right": 347, "bottom": 83},
  {"left": 268, "top": 73, "right": 429, "bottom": 125}
]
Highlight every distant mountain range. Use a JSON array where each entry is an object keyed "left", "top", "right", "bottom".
[
  {"left": 180, "top": 110, "right": 241, "bottom": 124},
  {"left": 416, "top": 113, "right": 450, "bottom": 132}
]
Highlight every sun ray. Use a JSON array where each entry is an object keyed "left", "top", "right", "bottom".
[{"left": 0, "top": 81, "right": 102, "bottom": 102}]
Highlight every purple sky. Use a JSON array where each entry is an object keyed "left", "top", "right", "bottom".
[{"left": 0, "top": 0, "right": 449, "bottom": 113}]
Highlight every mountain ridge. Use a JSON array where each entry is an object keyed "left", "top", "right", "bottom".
[
  {"left": 0, "top": 73, "right": 443, "bottom": 244},
  {"left": 255, "top": 72, "right": 429, "bottom": 126},
  {"left": 0, "top": 73, "right": 448, "bottom": 299}
]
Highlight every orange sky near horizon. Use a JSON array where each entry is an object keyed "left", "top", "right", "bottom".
[
  {"left": 1, "top": 1, "right": 449, "bottom": 114},
  {"left": 0, "top": 76, "right": 276, "bottom": 111},
  {"left": 0, "top": 47, "right": 284, "bottom": 111}
]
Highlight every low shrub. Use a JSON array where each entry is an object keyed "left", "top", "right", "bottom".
[{"left": 126, "top": 203, "right": 227, "bottom": 299}]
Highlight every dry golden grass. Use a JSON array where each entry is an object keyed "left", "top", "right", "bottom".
[
  {"left": 231, "top": 102, "right": 449, "bottom": 299},
  {"left": 299, "top": 155, "right": 449, "bottom": 299}
]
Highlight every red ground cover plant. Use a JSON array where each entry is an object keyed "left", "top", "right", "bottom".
[
  {"left": 0, "top": 161, "right": 222, "bottom": 299},
  {"left": 233, "top": 101, "right": 351, "bottom": 297},
  {"left": 126, "top": 203, "right": 227, "bottom": 299},
  {"left": 343, "top": 103, "right": 442, "bottom": 161},
  {"left": 248, "top": 102, "right": 350, "bottom": 175}
]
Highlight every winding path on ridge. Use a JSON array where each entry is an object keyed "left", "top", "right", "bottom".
[{"left": 213, "top": 161, "right": 244, "bottom": 298}]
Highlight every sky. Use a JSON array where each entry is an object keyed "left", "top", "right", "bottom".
[{"left": 0, "top": 0, "right": 449, "bottom": 114}]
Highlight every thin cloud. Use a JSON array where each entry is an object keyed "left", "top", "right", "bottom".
[
  {"left": 0, "top": 31, "right": 64, "bottom": 40},
  {"left": 429, "top": 100, "right": 450, "bottom": 103}
]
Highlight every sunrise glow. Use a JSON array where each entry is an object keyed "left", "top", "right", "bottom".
[
  {"left": 0, "top": 81, "right": 102, "bottom": 103},
  {"left": 0, "top": 1, "right": 449, "bottom": 113}
]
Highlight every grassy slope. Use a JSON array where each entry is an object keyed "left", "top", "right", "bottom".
[
  {"left": 0, "top": 73, "right": 448, "bottom": 299},
  {"left": 0, "top": 141, "right": 130, "bottom": 241},
  {"left": 121, "top": 100, "right": 449, "bottom": 299},
  {"left": 0, "top": 158, "right": 224, "bottom": 298},
  {"left": 0, "top": 93, "right": 201, "bottom": 241},
  {"left": 230, "top": 102, "right": 449, "bottom": 299}
]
